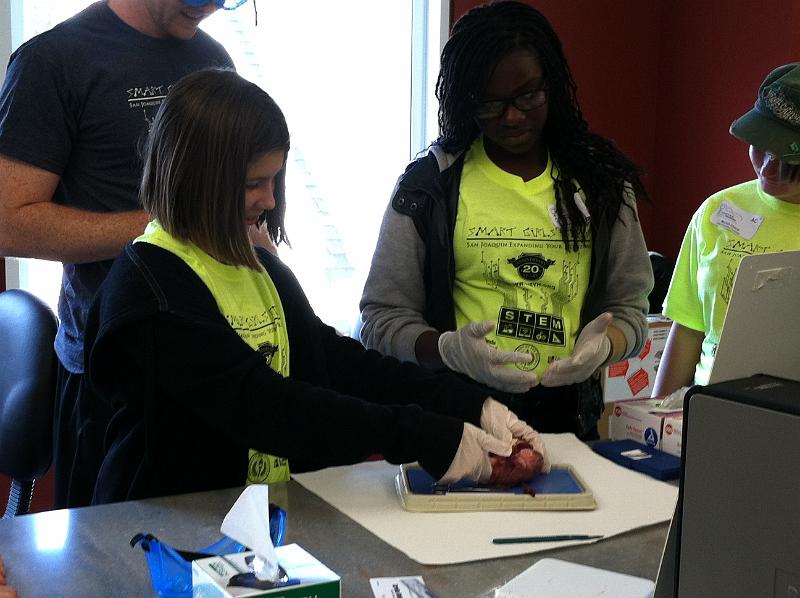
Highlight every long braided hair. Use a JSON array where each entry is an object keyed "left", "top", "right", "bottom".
[{"left": 435, "top": 0, "right": 647, "bottom": 250}]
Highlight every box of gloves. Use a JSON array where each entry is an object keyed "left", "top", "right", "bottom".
[
  {"left": 660, "top": 412, "right": 683, "bottom": 457},
  {"left": 192, "top": 543, "right": 340, "bottom": 598},
  {"left": 602, "top": 315, "right": 672, "bottom": 402},
  {"left": 193, "top": 485, "right": 339, "bottom": 597},
  {"left": 608, "top": 398, "right": 681, "bottom": 449}
]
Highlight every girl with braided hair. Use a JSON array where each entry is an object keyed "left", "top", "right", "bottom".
[{"left": 360, "top": 0, "right": 653, "bottom": 438}]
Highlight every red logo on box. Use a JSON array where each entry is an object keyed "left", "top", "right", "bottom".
[
  {"left": 638, "top": 339, "right": 651, "bottom": 360},
  {"left": 608, "top": 360, "right": 629, "bottom": 378},
  {"left": 626, "top": 368, "right": 649, "bottom": 396},
  {"left": 665, "top": 423, "right": 674, "bottom": 435},
  {"left": 614, "top": 405, "right": 622, "bottom": 417}
]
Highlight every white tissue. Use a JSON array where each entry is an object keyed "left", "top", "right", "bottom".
[{"left": 220, "top": 484, "right": 280, "bottom": 581}]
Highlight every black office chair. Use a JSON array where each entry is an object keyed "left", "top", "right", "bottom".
[{"left": 0, "top": 288, "right": 58, "bottom": 518}]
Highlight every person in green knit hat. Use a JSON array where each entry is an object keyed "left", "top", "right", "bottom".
[{"left": 654, "top": 62, "right": 800, "bottom": 399}]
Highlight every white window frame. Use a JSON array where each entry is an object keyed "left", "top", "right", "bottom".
[{"left": 0, "top": 1, "right": 450, "bottom": 325}]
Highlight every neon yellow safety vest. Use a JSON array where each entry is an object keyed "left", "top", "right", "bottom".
[{"left": 136, "top": 221, "right": 291, "bottom": 483}]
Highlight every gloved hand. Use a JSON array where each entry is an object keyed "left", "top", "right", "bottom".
[
  {"left": 656, "top": 386, "right": 690, "bottom": 410},
  {"left": 438, "top": 320, "right": 539, "bottom": 393},
  {"left": 541, "top": 312, "right": 613, "bottom": 387},
  {"left": 438, "top": 423, "right": 511, "bottom": 484},
  {"left": 480, "top": 399, "right": 551, "bottom": 473}
]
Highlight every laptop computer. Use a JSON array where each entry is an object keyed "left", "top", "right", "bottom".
[{"left": 707, "top": 250, "right": 800, "bottom": 385}]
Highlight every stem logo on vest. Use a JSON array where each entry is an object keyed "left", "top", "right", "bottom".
[
  {"left": 496, "top": 308, "right": 566, "bottom": 347},
  {"left": 506, "top": 253, "right": 556, "bottom": 280}
]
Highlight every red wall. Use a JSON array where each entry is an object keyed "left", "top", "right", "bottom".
[
  {"left": 452, "top": 0, "right": 798, "bottom": 258},
  {"left": 645, "top": 0, "right": 796, "bottom": 256}
]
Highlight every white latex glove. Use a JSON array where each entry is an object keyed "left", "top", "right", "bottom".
[
  {"left": 438, "top": 423, "right": 511, "bottom": 484},
  {"left": 438, "top": 320, "right": 539, "bottom": 393},
  {"left": 656, "top": 386, "right": 690, "bottom": 411},
  {"left": 541, "top": 312, "right": 613, "bottom": 387},
  {"left": 479, "top": 399, "right": 551, "bottom": 473}
]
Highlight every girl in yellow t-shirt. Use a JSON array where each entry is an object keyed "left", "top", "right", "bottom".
[
  {"left": 654, "top": 62, "right": 800, "bottom": 398},
  {"left": 360, "top": 2, "right": 653, "bottom": 438}
]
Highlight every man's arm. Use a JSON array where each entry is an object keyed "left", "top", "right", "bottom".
[
  {"left": 652, "top": 322, "right": 704, "bottom": 396},
  {"left": 0, "top": 155, "right": 150, "bottom": 263}
]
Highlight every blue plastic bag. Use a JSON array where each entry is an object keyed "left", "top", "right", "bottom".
[{"left": 131, "top": 503, "right": 287, "bottom": 597}]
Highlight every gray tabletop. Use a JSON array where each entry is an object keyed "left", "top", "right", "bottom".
[{"left": 0, "top": 480, "right": 669, "bottom": 597}]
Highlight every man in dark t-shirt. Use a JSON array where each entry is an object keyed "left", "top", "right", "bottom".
[{"left": 0, "top": 0, "right": 245, "bottom": 507}]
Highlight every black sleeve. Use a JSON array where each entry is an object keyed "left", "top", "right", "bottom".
[
  {"left": 93, "top": 310, "right": 464, "bottom": 480},
  {"left": 316, "top": 321, "right": 489, "bottom": 424},
  {"left": 257, "top": 247, "right": 489, "bottom": 426}
]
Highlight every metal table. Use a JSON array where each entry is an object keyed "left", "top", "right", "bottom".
[{"left": 0, "top": 479, "right": 669, "bottom": 597}]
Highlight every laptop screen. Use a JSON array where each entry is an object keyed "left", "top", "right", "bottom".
[{"left": 708, "top": 250, "right": 800, "bottom": 385}]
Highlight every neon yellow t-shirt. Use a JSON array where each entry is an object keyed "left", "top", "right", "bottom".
[
  {"left": 136, "top": 221, "right": 292, "bottom": 484},
  {"left": 452, "top": 137, "right": 592, "bottom": 378},
  {"left": 664, "top": 180, "right": 800, "bottom": 384}
]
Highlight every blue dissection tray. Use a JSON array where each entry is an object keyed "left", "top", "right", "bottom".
[
  {"left": 592, "top": 439, "right": 681, "bottom": 480},
  {"left": 395, "top": 464, "right": 597, "bottom": 512},
  {"left": 406, "top": 465, "right": 584, "bottom": 495}
]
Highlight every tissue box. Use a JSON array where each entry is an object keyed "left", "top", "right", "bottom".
[
  {"left": 192, "top": 544, "right": 340, "bottom": 598},
  {"left": 661, "top": 412, "right": 683, "bottom": 457},
  {"left": 608, "top": 399, "right": 681, "bottom": 449},
  {"left": 602, "top": 315, "right": 672, "bottom": 402}
]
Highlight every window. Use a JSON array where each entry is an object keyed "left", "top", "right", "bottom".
[{"left": 2, "top": 0, "right": 446, "bottom": 335}]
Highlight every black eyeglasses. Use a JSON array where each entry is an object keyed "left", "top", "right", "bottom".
[{"left": 474, "top": 88, "right": 548, "bottom": 120}]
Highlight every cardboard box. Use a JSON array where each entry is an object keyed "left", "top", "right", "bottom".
[
  {"left": 608, "top": 399, "right": 681, "bottom": 449},
  {"left": 597, "top": 401, "right": 614, "bottom": 440},
  {"left": 602, "top": 315, "right": 672, "bottom": 402},
  {"left": 661, "top": 412, "right": 683, "bottom": 457},
  {"left": 192, "top": 544, "right": 340, "bottom": 598}
]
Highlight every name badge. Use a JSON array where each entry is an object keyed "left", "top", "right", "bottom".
[{"left": 710, "top": 201, "right": 763, "bottom": 240}]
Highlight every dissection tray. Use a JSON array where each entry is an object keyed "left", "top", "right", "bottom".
[{"left": 395, "top": 463, "right": 596, "bottom": 512}]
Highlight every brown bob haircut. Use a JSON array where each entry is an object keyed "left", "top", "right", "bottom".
[{"left": 140, "top": 68, "right": 290, "bottom": 270}]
